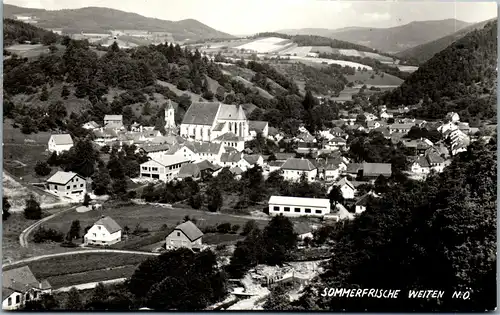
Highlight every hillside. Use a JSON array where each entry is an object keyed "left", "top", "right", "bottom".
[
  {"left": 280, "top": 19, "right": 471, "bottom": 53},
  {"left": 382, "top": 20, "right": 497, "bottom": 121},
  {"left": 4, "top": 18, "right": 60, "bottom": 46},
  {"left": 3, "top": 4, "right": 234, "bottom": 41},
  {"left": 395, "top": 18, "right": 496, "bottom": 64}
]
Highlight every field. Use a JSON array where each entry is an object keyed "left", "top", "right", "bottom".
[
  {"left": 345, "top": 70, "right": 404, "bottom": 86},
  {"left": 4, "top": 253, "right": 151, "bottom": 289},
  {"left": 396, "top": 65, "right": 419, "bottom": 73},
  {"left": 278, "top": 45, "right": 312, "bottom": 57},
  {"left": 156, "top": 79, "right": 206, "bottom": 101},
  {"left": 284, "top": 56, "right": 373, "bottom": 70},
  {"left": 309, "top": 46, "right": 394, "bottom": 62},
  {"left": 235, "top": 37, "right": 293, "bottom": 53}
]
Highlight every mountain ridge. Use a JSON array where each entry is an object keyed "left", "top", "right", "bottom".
[{"left": 3, "top": 4, "right": 235, "bottom": 41}]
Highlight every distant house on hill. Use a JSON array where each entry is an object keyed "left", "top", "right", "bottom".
[
  {"left": 166, "top": 221, "right": 203, "bottom": 251},
  {"left": 48, "top": 134, "right": 74, "bottom": 154},
  {"left": 84, "top": 216, "right": 122, "bottom": 246},
  {"left": 2, "top": 266, "right": 52, "bottom": 310},
  {"left": 46, "top": 171, "right": 87, "bottom": 201}
]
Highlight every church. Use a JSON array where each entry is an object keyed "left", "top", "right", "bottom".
[{"left": 180, "top": 102, "right": 266, "bottom": 142}]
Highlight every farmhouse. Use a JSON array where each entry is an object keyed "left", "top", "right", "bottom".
[
  {"left": 166, "top": 221, "right": 203, "bottom": 251},
  {"left": 104, "top": 115, "right": 124, "bottom": 129},
  {"left": 268, "top": 196, "right": 331, "bottom": 217},
  {"left": 2, "top": 266, "right": 52, "bottom": 310},
  {"left": 48, "top": 134, "right": 74, "bottom": 154},
  {"left": 410, "top": 156, "right": 430, "bottom": 174},
  {"left": 46, "top": 171, "right": 87, "bottom": 201},
  {"left": 84, "top": 216, "right": 122, "bottom": 246},
  {"left": 281, "top": 158, "right": 317, "bottom": 182},
  {"left": 180, "top": 102, "right": 267, "bottom": 142},
  {"left": 139, "top": 155, "right": 191, "bottom": 182}
]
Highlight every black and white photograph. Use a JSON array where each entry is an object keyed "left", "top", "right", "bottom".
[{"left": 1, "top": 0, "right": 497, "bottom": 312}]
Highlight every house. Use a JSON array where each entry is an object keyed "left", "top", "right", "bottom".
[
  {"left": 268, "top": 196, "right": 331, "bottom": 217},
  {"left": 332, "top": 177, "right": 356, "bottom": 199},
  {"left": 274, "top": 152, "right": 296, "bottom": 162},
  {"left": 362, "top": 163, "right": 392, "bottom": 180},
  {"left": 82, "top": 121, "right": 100, "bottom": 130},
  {"left": 177, "top": 163, "right": 201, "bottom": 180},
  {"left": 220, "top": 151, "right": 253, "bottom": 170},
  {"left": 345, "top": 163, "right": 363, "bottom": 178},
  {"left": 402, "top": 139, "right": 431, "bottom": 156},
  {"left": 248, "top": 121, "right": 269, "bottom": 139},
  {"left": 93, "top": 128, "right": 118, "bottom": 146},
  {"left": 295, "top": 132, "right": 316, "bottom": 143},
  {"left": 84, "top": 216, "right": 122, "bottom": 246},
  {"left": 330, "top": 126, "right": 347, "bottom": 138},
  {"left": 389, "top": 123, "right": 414, "bottom": 134},
  {"left": 364, "top": 112, "right": 378, "bottom": 122},
  {"left": 230, "top": 166, "right": 244, "bottom": 179},
  {"left": 426, "top": 151, "right": 446, "bottom": 172},
  {"left": 294, "top": 222, "right": 317, "bottom": 241},
  {"left": 104, "top": 115, "right": 124, "bottom": 129},
  {"left": 355, "top": 192, "right": 376, "bottom": 214},
  {"left": 140, "top": 144, "right": 173, "bottom": 160},
  {"left": 296, "top": 141, "right": 319, "bottom": 155},
  {"left": 243, "top": 155, "right": 264, "bottom": 167},
  {"left": 324, "top": 163, "right": 341, "bottom": 181},
  {"left": 410, "top": 156, "right": 430, "bottom": 174},
  {"left": 374, "top": 127, "right": 391, "bottom": 138},
  {"left": 325, "top": 137, "right": 347, "bottom": 151},
  {"left": 180, "top": 102, "right": 267, "bottom": 142},
  {"left": 212, "top": 132, "right": 245, "bottom": 152},
  {"left": 367, "top": 121, "right": 382, "bottom": 130},
  {"left": 268, "top": 160, "right": 285, "bottom": 173},
  {"left": 166, "top": 221, "right": 203, "bottom": 251},
  {"left": 139, "top": 155, "right": 191, "bottom": 182},
  {"left": 3, "top": 266, "right": 52, "bottom": 310},
  {"left": 326, "top": 203, "right": 355, "bottom": 222},
  {"left": 176, "top": 142, "right": 225, "bottom": 164},
  {"left": 281, "top": 158, "right": 317, "bottom": 182},
  {"left": 445, "top": 112, "right": 460, "bottom": 123},
  {"left": 46, "top": 171, "right": 87, "bottom": 201},
  {"left": 380, "top": 111, "right": 393, "bottom": 120},
  {"left": 48, "top": 134, "right": 74, "bottom": 154}
]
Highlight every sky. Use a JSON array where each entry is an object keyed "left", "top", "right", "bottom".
[{"left": 4, "top": 0, "right": 498, "bottom": 35}]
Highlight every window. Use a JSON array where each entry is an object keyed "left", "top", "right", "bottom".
[
  {"left": 273, "top": 206, "right": 279, "bottom": 211},
  {"left": 98, "top": 226, "right": 101, "bottom": 230},
  {"left": 152, "top": 167, "right": 158, "bottom": 172},
  {"left": 73, "top": 185, "right": 76, "bottom": 188},
  {"left": 7, "top": 297, "right": 11, "bottom": 306},
  {"left": 15, "top": 295, "right": 20, "bottom": 303},
  {"left": 177, "top": 232, "right": 181, "bottom": 237},
  {"left": 66, "top": 186, "right": 70, "bottom": 189},
  {"left": 80, "top": 184, "right": 84, "bottom": 187},
  {"left": 284, "top": 207, "right": 290, "bottom": 212},
  {"left": 294, "top": 208, "right": 301, "bottom": 212},
  {"left": 142, "top": 166, "right": 147, "bottom": 171},
  {"left": 102, "top": 241, "right": 105, "bottom": 243},
  {"left": 54, "top": 185, "right": 58, "bottom": 190},
  {"left": 315, "top": 210, "right": 322, "bottom": 214},
  {"left": 305, "top": 208, "right": 311, "bottom": 213},
  {"left": 93, "top": 233, "right": 96, "bottom": 237}
]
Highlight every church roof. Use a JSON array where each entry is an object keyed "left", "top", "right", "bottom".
[
  {"left": 181, "top": 102, "right": 221, "bottom": 126},
  {"left": 218, "top": 104, "right": 247, "bottom": 121}
]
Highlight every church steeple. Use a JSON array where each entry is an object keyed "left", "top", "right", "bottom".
[{"left": 164, "top": 100, "right": 176, "bottom": 134}]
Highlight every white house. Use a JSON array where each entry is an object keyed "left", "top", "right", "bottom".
[
  {"left": 46, "top": 171, "right": 87, "bottom": 201},
  {"left": 280, "top": 158, "right": 317, "bottom": 182},
  {"left": 82, "top": 121, "right": 100, "bottom": 130},
  {"left": 324, "top": 163, "right": 341, "bottom": 181},
  {"left": 212, "top": 132, "right": 245, "bottom": 152},
  {"left": 325, "top": 203, "right": 355, "bottom": 222},
  {"left": 325, "top": 137, "right": 347, "bottom": 151},
  {"left": 410, "top": 156, "right": 430, "bottom": 174},
  {"left": 48, "top": 134, "right": 74, "bottom": 154},
  {"left": 332, "top": 177, "right": 356, "bottom": 199},
  {"left": 248, "top": 121, "right": 269, "bottom": 139},
  {"left": 355, "top": 192, "right": 377, "bottom": 214},
  {"left": 166, "top": 221, "right": 203, "bottom": 251},
  {"left": 104, "top": 115, "right": 124, "bottom": 129},
  {"left": 175, "top": 142, "right": 225, "bottom": 164},
  {"left": 2, "top": 266, "right": 52, "bottom": 310},
  {"left": 84, "top": 216, "right": 122, "bottom": 246},
  {"left": 139, "top": 155, "right": 191, "bottom": 182},
  {"left": 268, "top": 196, "right": 331, "bottom": 217}
]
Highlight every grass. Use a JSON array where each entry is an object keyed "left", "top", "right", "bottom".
[
  {"left": 345, "top": 70, "right": 403, "bottom": 86},
  {"left": 2, "top": 214, "right": 35, "bottom": 263},
  {"left": 203, "top": 233, "right": 244, "bottom": 245},
  {"left": 4, "top": 252, "right": 151, "bottom": 289}
]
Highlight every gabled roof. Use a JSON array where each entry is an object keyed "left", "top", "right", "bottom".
[
  {"left": 93, "top": 128, "right": 118, "bottom": 138},
  {"left": 47, "top": 171, "right": 82, "bottom": 184},
  {"left": 296, "top": 132, "right": 315, "bottom": 142},
  {"left": 426, "top": 152, "right": 445, "bottom": 164},
  {"left": 345, "top": 163, "right": 363, "bottom": 174},
  {"left": 330, "top": 126, "right": 344, "bottom": 134},
  {"left": 268, "top": 196, "right": 330, "bottom": 208},
  {"left": 268, "top": 127, "right": 279, "bottom": 136},
  {"left": 178, "top": 163, "right": 201, "bottom": 178},
  {"left": 182, "top": 102, "right": 221, "bottom": 125},
  {"left": 218, "top": 104, "right": 247, "bottom": 120},
  {"left": 362, "top": 163, "right": 392, "bottom": 177},
  {"left": 221, "top": 151, "right": 243, "bottom": 163},
  {"left": 84, "top": 121, "right": 100, "bottom": 128},
  {"left": 275, "top": 153, "right": 296, "bottom": 161},
  {"left": 141, "top": 144, "right": 171, "bottom": 153},
  {"left": 281, "top": 158, "right": 316, "bottom": 171},
  {"left": 174, "top": 221, "right": 203, "bottom": 242},
  {"left": 333, "top": 203, "right": 354, "bottom": 220},
  {"left": 335, "top": 177, "right": 355, "bottom": 190},
  {"left": 249, "top": 120, "right": 268, "bottom": 132},
  {"left": 149, "top": 155, "right": 191, "bottom": 167},
  {"left": 184, "top": 141, "right": 223, "bottom": 154},
  {"left": 355, "top": 192, "right": 374, "bottom": 206},
  {"left": 94, "top": 216, "right": 121, "bottom": 234},
  {"left": 329, "top": 137, "right": 346, "bottom": 143},
  {"left": 50, "top": 134, "right": 73, "bottom": 145},
  {"left": 195, "top": 160, "right": 221, "bottom": 172},
  {"left": 268, "top": 161, "right": 285, "bottom": 167},
  {"left": 224, "top": 146, "right": 238, "bottom": 153},
  {"left": 230, "top": 166, "right": 244, "bottom": 175},
  {"left": 413, "top": 156, "right": 430, "bottom": 168},
  {"left": 3, "top": 266, "right": 45, "bottom": 294},
  {"left": 389, "top": 123, "right": 415, "bottom": 129},
  {"left": 213, "top": 132, "right": 244, "bottom": 142},
  {"left": 243, "top": 155, "right": 262, "bottom": 165},
  {"left": 104, "top": 115, "right": 123, "bottom": 121}
]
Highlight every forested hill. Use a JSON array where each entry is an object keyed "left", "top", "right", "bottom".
[
  {"left": 396, "top": 18, "right": 496, "bottom": 65},
  {"left": 3, "top": 4, "right": 234, "bottom": 41},
  {"left": 253, "top": 32, "right": 381, "bottom": 53},
  {"left": 381, "top": 20, "right": 497, "bottom": 121},
  {"left": 4, "top": 18, "right": 61, "bottom": 47}
]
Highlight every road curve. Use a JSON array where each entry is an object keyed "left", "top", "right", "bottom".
[
  {"left": 19, "top": 205, "right": 78, "bottom": 248},
  {"left": 3, "top": 249, "right": 159, "bottom": 269}
]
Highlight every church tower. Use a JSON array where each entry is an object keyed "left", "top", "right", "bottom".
[{"left": 164, "top": 100, "right": 176, "bottom": 134}]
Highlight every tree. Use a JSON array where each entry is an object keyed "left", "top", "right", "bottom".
[
  {"left": 47, "top": 151, "right": 59, "bottom": 166},
  {"left": 69, "top": 220, "right": 81, "bottom": 240},
  {"left": 23, "top": 294, "right": 58, "bottom": 310},
  {"left": 83, "top": 193, "right": 91, "bottom": 207},
  {"left": 217, "top": 223, "right": 232, "bottom": 234},
  {"left": 40, "top": 85, "right": 49, "bottom": 101},
  {"left": 206, "top": 186, "right": 223, "bottom": 212},
  {"left": 3, "top": 197, "right": 11, "bottom": 221},
  {"left": 262, "top": 215, "right": 297, "bottom": 265},
  {"left": 263, "top": 285, "right": 293, "bottom": 310},
  {"left": 91, "top": 163, "right": 111, "bottom": 195},
  {"left": 374, "top": 174, "right": 388, "bottom": 194},
  {"left": 227, "top": 228, "right": 264, "bottom": 278},
  {"left": 241, "top": 220, "right": 258, "bottom": 236},
  {"left": 64, "top": 288, "right": 83, "bottom": 310},
  {"left": 86, "top": 282, "right": 109, "bottom": 310},
  {"left": 34, "top": 161, "right": 51, "bottom": 176},
  {"left": 61, "top": 85, "right": 70, "bottom": 98},
  {"left": 24, "top": 195, "right": 42, "bottom": 220},
  {"left": 328, "top": 185, "right": 344, "bottom": 206}
]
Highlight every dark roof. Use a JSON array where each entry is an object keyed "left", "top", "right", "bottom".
[
  {"left": 243, "top": 155, "right": 262, "bottom": 165},
  {"left": 174, "top": 221, "right": 203, "bottom": 242},
  {"left": 414, "top": 156, "right": 430, "bottom": 168},
  {"left": 268, "top": 127, "right": 279, "bottom": 136},
  {"left": 298, "top": 141, "right": 318, "bottom": 148},
  {"left": 249, "top": 120, "right": 268, "bottom": 132},
  {"left": 184, "top": 142, "right": 222, "bottom": 154},
  {"left": 221, "top": 152, "right": 243, "bottom": 163},
  {"left": 346, "top": 163, "right": 363, "bottom": 174},
  {"left": 214, "top": 132, "right": 244, "bottom": 142},
  {"left": 178, "top": 163, "right": 201, "bottom": 178},
  {"left": 275, "top": 153, "right": 296, "bottom": 161},
  {"left": 142, "top": 144, "right": 171, "bottom": 153},
  {"left": 355, "top": 193, "right": 373, "bottom": 206},
  {"left": 281, "top": 158, "right": 316, "bottom": 171},
  {"left": 195, "top": 160, "right": 221, "bottom": 172},
  {"left": 3, "top": 266, "right": 45, "bottom": 294},
  {"left": 362, "top": 163, "right": 392, "bottom": 177},
  {"left": 336, "top": 177, "right": 355, "bottom": 190},
  {"left": 181, "top": 102, "right": 221, "bottom": 125},
  {"left": 230, "top": 166, "right": 244, "bottom": 175},
  {"left": 268, "top": 161, "right": 285, "bottom": 167},
  {"left": 426, "top": 152, "right": 445, "bottom": 164},
  {"left": 94, "top": 216, "right": 121, "bottom": 233},
  {"left": 213, "top": 122, "right": 226, "bottom": 131}
]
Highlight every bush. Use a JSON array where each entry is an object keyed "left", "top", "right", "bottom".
[
  {"left": 189, "top": 194, "right": 203, "bottom": 209},
  {"left": 132, "top": 223, "right": 149, "bottom": 235},
  {"left": 33, "top": 226, "right": 64, "bottom": 243},
  {"left": 217, "top": 223, "right": 232, "bottom": 234},
  {"left": 100, "top": 145, "right": 110, "bottom": 154},
  {"left": 201, "top": 225, "right": 217, "bottom": 233},
  {"left": 231, "top": 224, "right": 240, "bottom": 234},
  {"left": 34, "top": 161, "right": 51, "bottom": 176},
  {"left": 24, "top": 195, "right": 42, "bottom": 220}
]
